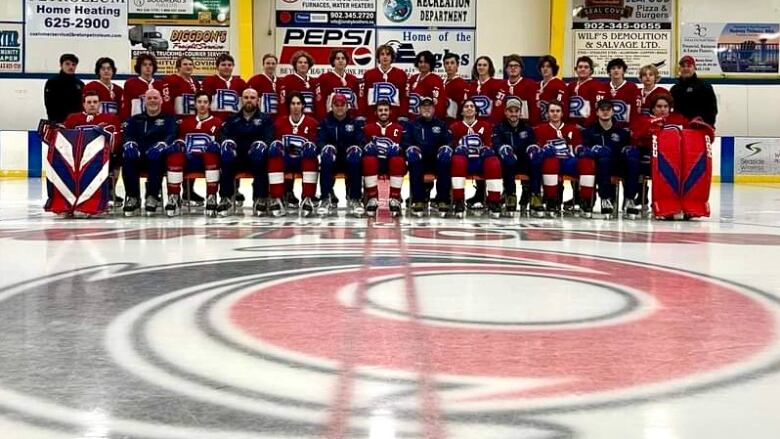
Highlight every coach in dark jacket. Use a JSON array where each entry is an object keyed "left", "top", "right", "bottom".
[
  {"left": 670, "top": 55, "right": 717, "bottom": 126},
  {"left": 44, "top": 53, "right": 84, "bottom": 123}
]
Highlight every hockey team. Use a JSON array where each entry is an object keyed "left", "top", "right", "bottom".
[{"left": 58, "top": 48, "right": 717, "bottom": 220}]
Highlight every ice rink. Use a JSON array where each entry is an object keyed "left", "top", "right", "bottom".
[{"left": 0, "top": 178, "right": 779, "bottom": 439}]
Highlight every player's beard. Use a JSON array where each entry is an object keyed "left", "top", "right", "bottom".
[{"left": 243, "top": 103, "right": 257, "bottom": 113}]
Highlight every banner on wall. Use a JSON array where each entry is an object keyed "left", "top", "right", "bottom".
[
  {"left": 0, "top": 23, "right": 23, "bottom": 73},
  {"left": 734, "top": 138, "right": 780, "bottom": 175},
  {"left": 276, "top": 0, "right": 376, "bottom": 26},
  {"left": 25, "top": 0, "right": 126, "bottom": 39},
  {"left": 376, "top": 29, "right": 474, "bottom": 76},
  {"left": 376, "top": 0, "right": 476, "bottom": 28},
  {"left": 276, "top": 27, "right": 376, "bottom": 76},
  {"left": 129, "top": 0, "right": 230, "bottom": 26},
  {"left": 572, "top": 0, "right": 674, "bottom": 77},
  {"left": 130, "top": 27, "right": 230, "bottom": 75},
  {"left": 681, "top": 23, "right": 779, "bottom": 75}
]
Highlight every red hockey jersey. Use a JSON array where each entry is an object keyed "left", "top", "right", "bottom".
[
  {"left": 316, "top": 70, "right": 361, "bottom": 119},
  {"left": 121, "top": 77, "right": 172, "bottom": 120},
  {"left": 201, "top": 75, "right": 247, "bottom": 119},
  {"left": 537, "top": 77, "right": 569, "bottom": 122},
  {"left": 62, "top": 112, "right": 121, "bottom": 151},
  {"left": 631, "top": 112, "right": 689, "bottom": 148},
  {"left": 83, "top": 81, "right": 123, "bottom": 116},
  {"left": 606, "top": 80, "right": 641, "bottom": 127},
  {"left": 533, "top": 122, "right": 583, "bottom": 158},
  {"left": 274, "top": 115, "right": 318, "bottom": 142},
  {"left": 567, "top": 78, "right": 608, "bottom": 127},
  {"left": 177, "top": 115, "right": 222, "bottom": 141},
  {"left": 637, "top": 85, "right": 669, "bottom": 116},
  {"left": 467, "top": 77, "right": 502, "bottom": 121},
  {"left": 407, "top": 72, "right": 446, "bottom": 120},
  {"left": 361, "top": 66, "right": 408, "bottom": 122},
  {"left": 278, "top": 73, "right": 318, "bottom": 117},
  {"left": 166, "top": 74, "right": 200, "bottom": 118},
  {"left": 450, "top": 119, "right": 493, "bottom": 145},
  {"left": 493, "top": 77, "right": 539, "bottom": 124},
  {"left": 444, "top": 76, "right": 469, "bottom": 121},
  {"left": 364, "top": 121, "right": 403, "bottom": 144},
  {"left": 247, "top": 73, "right": 280, "bottom": 117}
]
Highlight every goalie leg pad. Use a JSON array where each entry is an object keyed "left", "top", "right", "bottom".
[
  {"left": 652, "top": 128, "right": 684, "bottom": 217},
  {"left": 680, "top": 129, "right": 712, "bottom": 218}
]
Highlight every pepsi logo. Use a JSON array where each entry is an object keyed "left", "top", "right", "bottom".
[{"left": 352, "top": 46, "right": 373, "bottom": 66}]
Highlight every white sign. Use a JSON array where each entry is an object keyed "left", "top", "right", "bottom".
[
  {"left": 25, "top": 0, "right": 127, "bottom": 39},
  {"left": 131, "top": 26, "right": 231, "bottom": 76},
  {"left": 681, "top": 23, "right": 779, "bottom": 75},
  {"left": 0, "top": 23, "right": 23, "bottom": 73},
  {"left": 574, "top": 30, "right": 672, "bottom": 77},
  {"left": 129, "top": 0, "right": 193, "bottom": 15},
  {"left": 734, "top": 138, "right": 780, "bottom": 175},
  {"left": 376, "top": 29, "right": 474, "bottom": 76},
  {"left": 376, "top": 0, "right": 476, "bottom": 28},
  {"left": 276, "top": 27, "right": 376, "bottom": 76},
  {"left": 276, "top": 0, "right": 375, "bottom": 12}
]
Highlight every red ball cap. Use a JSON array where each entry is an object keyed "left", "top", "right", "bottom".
[
  {"left": 679, "top": 55, "right": 696, "bottom": 68},
  {"left": 332, "top": 94, "right": 348, "bottom": 106}
]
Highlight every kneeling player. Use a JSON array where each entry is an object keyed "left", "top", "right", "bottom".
[
  {"left": 492, "top": 97, "right": 536, "bottom": 215},
  {"left": 121, "top": 89, "right": 177, "bottom": 216},
  {"left": 362, "top": 101, "right": 406, "bottom": 216},
  {"left": 530, "top": 100, "right": 593, "bottom": 217},
  {"left": 402, "top": 96, "right": 453, "bottom": 217},
  {"left": 581, "top": 100, "right": 631, "bottom": 218},
  {"left": 450, "top": 99, "right": 502, "bottom": 218},
  {"left": 267, "top": 92, "right": 319, "bottom": 216},
  {"left": 165, "top": 91, "right": 221, "bottom": 216},
  {"left": 316, "top": 93, "right": 365, "bottom": 216}
]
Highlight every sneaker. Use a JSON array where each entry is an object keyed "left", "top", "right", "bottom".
[
  {"left": 488, "top": 201, "right": 502, "bottom": 219},
  {"left": 389, "top": 198, "right": 402, "bottom": 217},
  {"left": 601, "top": 198, "right": 615, "bottom": 215},
  {"left": 348, "top": 198, "right": 365, "bottom": 217},
  {"left": 436, "top": 200, "right": 450, "bottom": 218},
  {"left": 165, "top": 194, "right": 181, "bottom": 217},
  {"left": 268, "top": 198, "right": 286, "bottom": 217},
  {"left": 365, "top": 197, "right": 379, "bottom": 217},
  {"left": 252, "top": 198, "right": 268, "bottom": 217},
  {"left": 530, "top": 193, "right": 545, "bottom": 218},
  {"left": 145, "top": 195, "right": 160, "bottom": 215},
  {"left": 411, "top": 201, "right": 426, "bottom": 217},
  {"left": 504, "top": 194, "right": 518, "bottom": 215},
  {"left": 452, "top": 200, "right": 466, "bottom": 218},
  {"left": 123, "top": 197, "right": 140, "bottom": 217},
  {"left": 300, "top": 197, "right": 315, "bottom": 217},
  {"left": 285, "top": 192, "right": 300, "bottom": 209},
  {"left": 205, "top": 194, "right": 218, "bottom": 217},
  {"left": 466, "top": 193, "right": 485, "bottom": 210},
  {"left": 217, "top": 197, "right": 233, "bottom": 217},
  {"left": 235, "top": 192, "right": 246, "bottom": 208}
]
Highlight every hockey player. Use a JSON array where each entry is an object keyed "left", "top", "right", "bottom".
[
  {"left": 450, "top": 98, "right": 502, "bottom": 218},
  {"left": 121, "top": 88, "right": 178, "bottom": 216},
  {"left": 219, "top": 88, "right": 275, "bottom": 217},
  {"left": 530, "top": 100, "right": 593, "bottom": 217},
  {"left": 407, "top": 51, "right": 446, "bottom": 121},
  {"left": 121, "top": 54, "right": 172, "bottom": 119},
  {"left": 316, "top": 49, "right": 361, "bottom": 120},
  {"left": 201, "top": 54, "right": 247, "bottom": 120},
  {"left": 402, "top": 96, "right": 453, "bottom": 217},
  {"left": 164, "top": 91, "right": 222, "bottom": 217},
  {"left": 637, "top": 64, "right": 668, "bottom": 116},
  {"left": 247, "top": 54, "right": 281, "bottom": 119},
  {"left": 361, "top": 44, "right": 408, "bottom": 123},
  {"left": 605, "top": 58, "right": 640, "bottom": 129},
  {"left": 267, "top": 92, "right": 320, "bottom": 217},
  {"left": 166, "top": 56, "right": 200, "bottom": 119},
  {"left": 83, "top": 57, "right": 122, "bottom": 115},
  {"left": 63, "top": 91, "right": 121, "bottom": 152},
  {"left": 492, "top": 97, "right": 537, "bottom": 215},
  {"left": 443, "top": 53, "right": 469, "bottom": 123},
  {"left": 567, "top": 56, "right": 608, "bottom": 128},
  {"left": 537, "top": 55, "right": 568, "bottom": 122},
  {"left": 362, "top": 100, "right": 406, "bottom": 216},
  {"left": 468, "top": 55, "right": 502, "bottom": 121},
  {"left": 316, "top": 93, "right": 366, "bottom": 216},
  {"left": 581, "top": 100, "right": 632, "bottom": 218},
  {"left": 494, "top": 54, "right": 539, "bottom": 124},
  {"left": 279, "top": 51, "right": 317, "bottom": 117}
]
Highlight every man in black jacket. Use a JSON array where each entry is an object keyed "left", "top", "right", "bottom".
[
  {"left": 670, "top": 55, "right": 718, "bottom": 126},
  {"left": 44, "top": 54, "right": 84, "bottom": 123}
]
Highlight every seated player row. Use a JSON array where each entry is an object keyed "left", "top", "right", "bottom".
[{"left": 66, "top": 82, "right": 701, "bottom": 219}]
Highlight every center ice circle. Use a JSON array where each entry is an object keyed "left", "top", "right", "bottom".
[{"left": 363, "top": 272, "right": 637, "bottom": 326}]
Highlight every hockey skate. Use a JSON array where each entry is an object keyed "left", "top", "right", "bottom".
[
  {"left": 204, "top": 194, "right": 218, "bottom": 217},
  {"left": 624, "top": 199, "right": 641, "bottom": 220},
  {"left": 466, "top": 193, "right": 485, "bottom": 215},
  {"left": 436, "top": 201, "right": 450, "bottom": 218},
  {"left": 216, "top": 198, "right": 234, "bottom": 217},
  {"left": 488, "top": 201, "right": 502, "bottom": 219},
  {"left": 317, "top": 197, "right": 335, "bottom": 217},
  {"left": 453, "top": 200, "right": 466, "bottom": 219},
  {"left": 347, "top": 199, "right": 365, "bottom": 217},
  {"left": 601, "top": 198, "right": 615, "bottom": 219},
  {"left": 545, "top": 198, "right": 561, "bottom": 218},
  {"left": 579, "top": 198, "right": 594, "bottom": 219},
  {"left": 503, "top": 194, "right": 517, "bottom": 217},
  {"left": 285, "top": 192, "right": 300, "bottom": 209},
  {"left": 252, "top": 198, "right": 267, "bottom": 217},
  {"left": 123, "top": 197, "right": 140, "bottom": 217},
  {"left": 300, "top": 197, "right": 315, "bottom": 217},
  {"left": 268, "top": 198, "right": 286, "bottom": 217},
  {"left": 234, "top": 192, "right": 245, "bottom": 208},
  {"left": 530, "top": 193, "right": 545, "bottom": 218},
  {"left": 518, "top": 188, "right": 530, "bottom": 213},
  {"left": 365, "top": 197, "right": 378, "bottom": 217},
  {"left": 411, "top": 201, "right": 426, "bottom": 218},
  {"left": 144, "top": 195, "right": 160, "bottom": 216},
  {"left": 164, "top": 194, "right": 181, "bottom": 217},
  {"left": 389, "top": 198, "right": 402, "bottom": 217}
]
